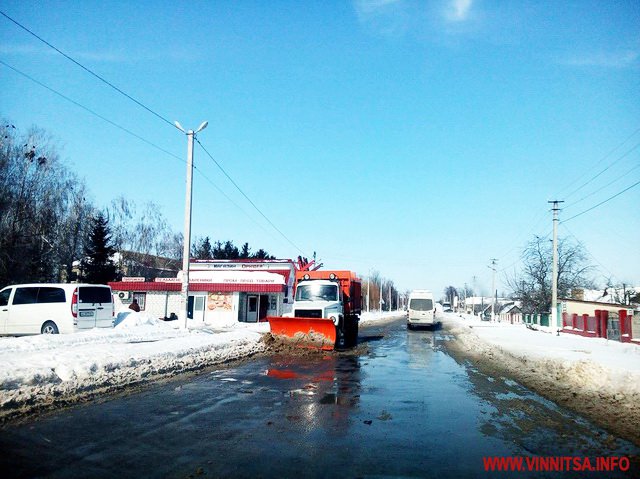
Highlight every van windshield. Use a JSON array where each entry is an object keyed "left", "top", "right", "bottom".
[
  {"left": 295, "top": 284, "right": 338, "bottom": 302},
  {"left": 409, "top": 298, "right": 433, "bottom": 311},
  {"left": 80, "top": 287, "right": 112, "bottom": 304}
]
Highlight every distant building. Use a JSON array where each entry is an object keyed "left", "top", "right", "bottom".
[{"left": 498, "top": 303, "right": 522, "bottom": 324}]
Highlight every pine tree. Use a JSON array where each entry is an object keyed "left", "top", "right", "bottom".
[{"left": 81, "top": 213, "right": 119, "bottom": 284}]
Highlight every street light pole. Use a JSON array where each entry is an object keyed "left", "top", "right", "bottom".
[
  {"left": 175, "top": 120, "right": 208, "bottom": 328},
  {"left": 549, "top": 200, "right": 564, "bottom": 330},
  {"left": 489, "top": 259, "right": 497, "bottom": 322}
]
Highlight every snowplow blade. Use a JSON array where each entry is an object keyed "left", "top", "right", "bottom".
[{"left": 267, "top": 316, "right": 337, "bottom": 350}]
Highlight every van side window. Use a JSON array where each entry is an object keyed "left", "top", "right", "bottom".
[
  {"left": 13, "top": 287, "right": 39, "bottom": 305},
  {"left": 37, "top": 287, "right": 66, "bottom": 303},
  {"left": 0, "top": 289, "right": 11, "bottom": 307},
  {"left": 79, "top": 287, "right": 112, "bottom": 304}
]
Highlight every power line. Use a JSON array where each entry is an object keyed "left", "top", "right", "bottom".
[
  {"left": 0, "top": 10, "right": 174, "bottom": 129},
  {"left": 0, "top": 59, "right": 183, "bottom": 164},
  {"left": 195, "top": 138, "right": 308, "bottom": 256},
  {"left": 566, "top": 162, "right": 640, "bottom": 209},
  {"left": 1, "top": 59, "right": 279, "bottom": 240},
  {"left": 562, "top": 126, "right": 640, "bottom": 200},
  {"left": 563, "top": 179, "right": 640, "bottom": 223},
  {"left": 563, "top": 140, "right": 640, "bottom": 200},
  {"left": 191, "top": 165, "right": 280, "bottom": 241}
]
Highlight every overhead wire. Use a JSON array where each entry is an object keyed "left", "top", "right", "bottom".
[
  {"left": 1, "top": 59, "right": 277, "bottom": 239},
  {"left": 562, "top": 179, "right": 640, "bottom": 223},
  {"left": 566, "top": 162, "right": 640, "bottom": 209},
  {"left": 195, "top": 138, "right": 308, "bottom": 256},
  {"left": 562, "top": 127, "right": 640, "bottom": 200},
  {"left": 2, "top": 11, "right": 307, "bottom": 256},
  {"left": 0, "top": 10, "right": 175, "bottom": 129},
  {"left": 563, "top": 140, "right": 640, "bottom": 201},
  {"left": 0, "top": 59, "right": 183, "bottom": 165}
]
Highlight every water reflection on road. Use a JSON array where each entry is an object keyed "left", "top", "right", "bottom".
[{"left": 0, "top": 318, "right": 638, "bottom": 478}]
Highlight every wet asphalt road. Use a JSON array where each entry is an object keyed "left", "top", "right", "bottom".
[{"left": 0, "top": 317, "right": 638, "bottom": 478}]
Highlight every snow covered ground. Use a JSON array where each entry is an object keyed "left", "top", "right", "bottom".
[
  {"left": 442, "top": 312, "right": 640, "bottom": 394},
  {"left": 0, "top": 310, "right": 401, "bottom": 420}
]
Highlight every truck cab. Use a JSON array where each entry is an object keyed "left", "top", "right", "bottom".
[{"left": 293, "top": 279, "right": 343, "bottom": 326}]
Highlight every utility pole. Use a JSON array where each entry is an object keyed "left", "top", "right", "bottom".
[
  {"left": 175, "top": 120, "right": 208, "bottom": 328},
  {"left": 549, "top": 200, "right": 564, "bottom": 330},
  {"left": 489, "top": 259, "right": 498, "bottom": 322},
  {"left": 380, "top": 280, "right": 383, "bottom": 312},
  {"left": 464, "top": 282, "right": 468, "bottom": 314},
  {"left": 367, "top": 270, "right": 370, "bottom": 313}
]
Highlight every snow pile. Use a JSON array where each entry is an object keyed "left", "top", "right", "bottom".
[
  {"left": 443, "top": 313, "right": 640, "bottom": 395},
  {"left": 0, "top": 314, "right": 267, "bottom": 420}
]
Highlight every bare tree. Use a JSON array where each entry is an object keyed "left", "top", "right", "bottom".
[
  {"left": 0, "top": 123, "right": 93, "bottom": 285},
  {"left": 506, "top": 235, "right": 595, "bottom": 313},
  {"left": 106, "top": 197, "right": 181, "bottom": 277}
]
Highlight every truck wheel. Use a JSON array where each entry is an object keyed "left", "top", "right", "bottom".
[
  {"left": 41, "top": 321, "right": 59, "bottom": 334},
  {"left": 346, "top": 316, "right": 358, "bottom": 347}
]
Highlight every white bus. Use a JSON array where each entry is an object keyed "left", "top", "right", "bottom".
[{"left": 407, "top": 289, "right": 437, "bottom": 329}]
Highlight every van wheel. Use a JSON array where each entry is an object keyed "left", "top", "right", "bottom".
[{"left": 41, "top": 321, "right": 59, "bottom": 334}]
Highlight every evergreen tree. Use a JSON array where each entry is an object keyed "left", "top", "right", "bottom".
[
  {"left": 192, "top": 236, "right": 213, "bottom": 259},
  {"left": 81, "top": 213, "right": 119, "bottom": 284}
]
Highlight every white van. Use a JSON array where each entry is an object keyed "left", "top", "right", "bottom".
[
  {"left": 407, "top": 289, "right": 437, "bottom": 329},
  {"left": 0, "top": 284, "right": 114, "bottom": 335}
]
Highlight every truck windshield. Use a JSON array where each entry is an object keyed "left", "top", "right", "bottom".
[
  {"left": 409, "top": 299, "right": 433, "bottom": 311},
  {"left": 295, "top": 284, "right": 338, "bottom": 302}
]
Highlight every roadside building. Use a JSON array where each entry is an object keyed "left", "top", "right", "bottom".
[
  {"left": 560, "top": 298, "right": 638, "bottom": 344},
  {"left": 109, "top": 259, "right": 296, "bottom": 325},
  {"left": 498, "top": 303, "right": 522, "bottom": 324}
]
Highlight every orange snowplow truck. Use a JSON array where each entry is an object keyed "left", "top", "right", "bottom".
[{"left": 268, "top": 270, "right": 362, "bottom": 350}]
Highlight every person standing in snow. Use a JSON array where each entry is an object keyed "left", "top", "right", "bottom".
[{"left": 129, "top": 298, "right": 141, "bottom": 312}]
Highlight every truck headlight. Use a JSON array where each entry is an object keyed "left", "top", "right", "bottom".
[{"left": 329, "top": 315, "right": 340, "bottom": 325}]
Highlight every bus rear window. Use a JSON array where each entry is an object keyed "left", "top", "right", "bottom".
[{"left": 409, "top": 299, "right": 433, "bottom": 311}]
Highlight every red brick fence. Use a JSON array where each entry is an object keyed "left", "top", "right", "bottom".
[{"left": 562, "top": 309, "right": 638, "bottom": 344}]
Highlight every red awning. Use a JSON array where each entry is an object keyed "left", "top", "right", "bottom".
[{"left": 108, "top": 282, "right": 285, "bottom": 293}]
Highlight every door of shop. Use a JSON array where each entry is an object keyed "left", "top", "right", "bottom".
[
  {"left": 246, "top": 295, "right": 258, "bottom": 322},
  {"left": 188, "top": 294, "right": 206, "bottom": 322}
]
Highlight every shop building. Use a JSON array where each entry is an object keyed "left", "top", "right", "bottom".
[{"left": 109, "top": 259, "right": 296, "bottom": 325}]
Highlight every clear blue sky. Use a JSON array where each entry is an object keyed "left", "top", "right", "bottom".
[{"left": 1, "top": 1, "right": 639, "bottom": 296}]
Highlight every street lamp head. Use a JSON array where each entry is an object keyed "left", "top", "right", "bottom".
[
  {"left": 174, "top": 121, "right": 186, "bottom": 132},
  {"left": 196, "top": 121, "right": 208, "bottom": 133}
]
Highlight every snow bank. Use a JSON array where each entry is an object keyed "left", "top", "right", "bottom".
[
  {"left": 443, "top": 312, "right": 640, "bottom": 395},
  {"left": 0, "top": 314, "right": 267, "bottom": 420}
]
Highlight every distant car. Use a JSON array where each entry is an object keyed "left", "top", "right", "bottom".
[
  {"left": 0, "top": 284, "right": 114, "bottom": 335},
  {"left": 444, "top": 307, "right": 453, "bottom": 313}
]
